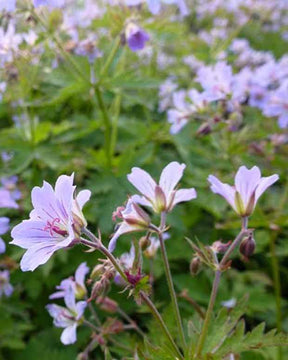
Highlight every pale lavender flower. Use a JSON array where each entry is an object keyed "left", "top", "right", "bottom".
[
  {"left": 1, "top": 176, "right": 21, "bottom": 201},
  {"left": 0, "top": 188, "right": 18, "bottom": 209},
  {"left": 147, "top": 0, "right": 189, "bottom": 16},
  {"left": 74, "top": 36, "right": 102, "bottom": 63},
  {"left": 109, "top": 199, "right": 151, "bottom": 252},
  {"left": 125, "top": 23, "right": 150, "bottom": 52},
  {"left": 0, "top": 270, "right": 13, "bottom": 298},
  {"left": 196, "top": 61, "right": 234, "bottom": 101},
  {"left": 50, "top": 262, "right": 89, "bottom": 300},
  {"left": 208, "top": 166, "right": 279, "bottom": 217},
  {"left": 167, "top": 90, "right": 193, "bottom": 134},
  {"left": 0, "top": 23, "right": 23, "bottom": 66},
  {"left": 0, "top": 0, "right": 16, "bottom": 12},
  {"left": 128, "top": 161, "right": 197, "bottom": 213},
  {"left": 33, "top": 0, "right": 65, "bottom": 8},
  {"left": 10, "top": 174, "right": 91, "bottom": 271},
  {"left": 263, "top": 81, "right": 288, "bottom": 128},
  {"left": 46, "top": 285, "right": 87, "bottom": 345},
  {"left": 0, "top": 217, "right": 9, "bottom": 254}
]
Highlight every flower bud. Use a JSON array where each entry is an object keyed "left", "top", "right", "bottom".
[
  {"left": 96, "top": 296, "right": 118, "bottom": 313},
  {"left": 139, "top": 236, "right": 151, "bottom": 251},
  {"left": 239, "top": 233, "right": 256, "bottom": 259},
  {"left": 190, "top": 257, "right": 201, "bottom": 276}
]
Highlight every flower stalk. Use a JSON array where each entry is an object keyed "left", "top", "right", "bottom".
[{"left": 158, "top": 212, "right": 187, "bottom": 350}]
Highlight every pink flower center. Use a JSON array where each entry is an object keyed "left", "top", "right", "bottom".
[{"left": 44, "top": 218, "right": 68, "bottom": 237}]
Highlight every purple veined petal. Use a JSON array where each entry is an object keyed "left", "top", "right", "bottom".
[
  {"left": 4, "top": 283, "right": 13, "bottom": 297},
  {"left": 49, "top": 278, "right": 73, "bottom": 299},
  {"left": 127, "top": 167, "right": 157, "bottom": 202},
  {"left": 76, "top": 301, "right": 87, "bottom": 320},
  {"left": 64, "top": 285, "right": 77, "bottom": 312},
  {"left": 108, "top": 222, "right": 134, "bottom": 253},
  {"left": 31, "top": 181, "right": 68, "bottom": 224},
  {"left": 55, "top": 174, "right": 75, "bottom": 221},
  {"left": 60, "top": 323, "right": 77, "bottom": 345},
  {"left": 10, "top": 220, "right": 56, "bottom": 249},
  {"left": 130, "top": 194, "right": 153, "bottom": 208},
  {"left": 172, "top": 188, "right": 197, "bottom": 207},
  {"left": 75, "top": 262, "right": 89, "bottom": 288},
  {"left": 0, "top": 238, "right": 6, "bottom": 254},
  {"left": 255, "top": 174, "right": 279, "bottom": 203},
  {"left": 75, "top": 190, "right": 91, "bottom": 209},
  {"left": 0, "top": 217, "right": 9, "bottom": 235},
  {"left": 147, "top": 0, "right": 161, "bottom": 14},
  {"left": 19, "top": 243, "right": 62, "bottom": 272},
  {"left": 235, "top": 166, "right": 261, "bottom": 208},
  {"left": 46, "top": 303, "right": 63, "bottom": 319},
  {"left": 159, "top": 162, "right": 186, "bottom": 200},
  {"left": 208, "top": 175, "right": 236, "bottom": 210}
]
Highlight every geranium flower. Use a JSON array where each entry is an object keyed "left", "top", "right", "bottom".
[
  {"left": 125, "top": 23, "right": 150, "bottom": 52},
  {"left": 11, "top": 174, "right": 91, "bottom": 271},
  {"left": 50, "top": 262, "right": 89, "bottom": 300},
  {"left": 109, "top": 199, "right": 151, "bottom": 252},
  {"left": 208, "top": 166, "right": 279, "bottom": 217},
  {"left": 46, "top": 285, "right": 87, "bottom": 345},
  {"left": 128, "top": 161, "right": 197, "bottom": 213}
]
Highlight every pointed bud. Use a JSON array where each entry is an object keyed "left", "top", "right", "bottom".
[
  {"left": 239, "top": 233, "right": 256, "bottom": 259},
  {"left": 96, "top": 296, "right": 118, "bottom": 313},
  {"left": 190, "top": 257, "right": 201, "bottom": 276}
]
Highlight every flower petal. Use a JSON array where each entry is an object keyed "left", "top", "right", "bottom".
[
  {"left": 127, "top": 167, "right": 157, "bottom": 202},
  {"left": 255, "top": 174, "right": 279, "bottom": 203},
  {"left": 159, "top": 162, "right": 186, "bottom": 199},
  {"left": 0, "top": 237, "right": 6, "bottom": 254},
  {"left": 235, "top": 166, "right": 261, "bottom": 208},
  {"left": 208, "top": 175, "right": 236, "bottom": 210},
  {"left": 76, "top": 190, "right": 91, "bottom": 209},
  {"left": 20, "top": 244, "right": 59, "bottom": 272},
  {"left": 108, "top": 222, "right": 134, "bottom": 253},
  {"left": 75, "top": 262, "right": 89, "bottom": 288},
  {"left": 60, "top": 324, "right": 77, "bottom": 345},
  {"left": 172, "top": 188, "right": 197, "bottom": 207}
]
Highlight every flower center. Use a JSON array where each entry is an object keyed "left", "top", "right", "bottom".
[{"left": 44, "top": 218, "right": 68, "bottom": 237}]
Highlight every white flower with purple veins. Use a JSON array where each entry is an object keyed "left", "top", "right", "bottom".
[
  {"left": 125, "top": 23, "right": 150, "bottom": 52},
  {"left": 0, "top": 270, "right": 13, "bottom": 298},
  {"left": 0, "top": 217, "right": 9, "bottom": 254},
  {"left": 263, "top": 81, "right": 288, "bottom": 128},
  {"left": 196, "top": 61, "right": 234, "bottom": 101},
  {"left": 46, "top": 285, "right": 87, "bottom": 345},
  {"left": 128, "top": 161, "right": 197, "bottom": 214},
  {"left": 11, "top": 174, "right": 91, "bottom": 271},
  {"left": 208, "top": 166, "right": 279, "bottom": 217},
  {"left": 50, "top": 262, "right": 89, "bottom": 300},
  {"left": 109, "top": 199, "right": 151, "bottom": 252}
]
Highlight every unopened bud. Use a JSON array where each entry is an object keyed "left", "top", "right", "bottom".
[
  {"left": 96, "top": 296, "right": 118, "bottom": 313},
  {"left": 190, "top": 257, "right": 201, "bottom": 276},
  {"left": 139, "top": 236, "right": 151, "bottom": 251},
  {"left": 196, "top": 122, "right": 212, "bottom": 136},
  {"left": 239, "top": 233, "right": 255, "bottom": 259},
  {"left": 211, "top": 240, "right": 231, "bottom": 254}
]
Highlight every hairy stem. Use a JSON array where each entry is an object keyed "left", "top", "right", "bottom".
[
  {"left": 194, "top": 270, "right": 221, "bottom": 358},
  {"left": 140, "top": 291, "right": 184, "bottom": 360},
  {"left": 194, "top": 220, "right": 249, "bottom": 358},
  {"left": 158, "top": 212, "right": 187, "bottom": 350}
]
